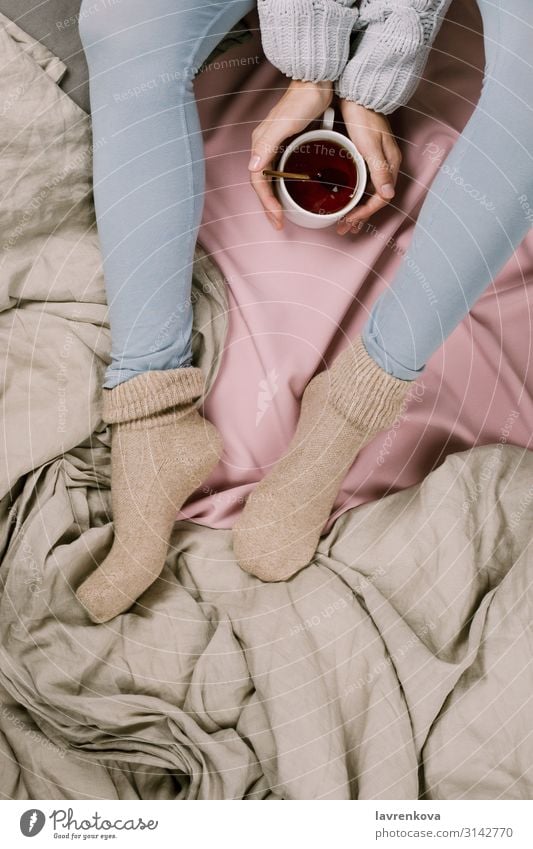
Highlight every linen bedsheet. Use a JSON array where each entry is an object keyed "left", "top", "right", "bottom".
[{"left": 0, "top": 6, "right": 532, "bottom": 801}]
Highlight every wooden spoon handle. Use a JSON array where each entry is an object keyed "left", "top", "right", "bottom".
[{"left": 262, "top": 168, "right": 311, "bottom": 181}]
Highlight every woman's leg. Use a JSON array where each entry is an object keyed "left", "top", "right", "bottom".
[
  {"left": 362, "top": 0, "right": 533, "bottom": 380},
  {"left": 79, "top": 0, "right": 254, "bottom": 387},
  {"left": 233, "top": 0, "right": 533, "bottom": 582},
  {"left": 76, "top": 0, "right": 254, "bottom": 622}
]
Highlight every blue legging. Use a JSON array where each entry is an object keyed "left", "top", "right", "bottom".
[
  {"left": 362, "top": 0, "right": 533, "bottom": 380},
  {"left": 79, "top": 0, "right": 533, "bottom": 388},
  {"left": 79, "top": 0, "right": 255, "bottom": 388}
]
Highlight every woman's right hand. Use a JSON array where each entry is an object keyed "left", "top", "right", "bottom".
[
  {"left": 248, "top": 79, "right": 334, "bottom": 229},
  {"left": 336, "top": 100, "right": 402, "bottom": 236}
]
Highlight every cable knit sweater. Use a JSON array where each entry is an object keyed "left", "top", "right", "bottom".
[{"left": 257, "top": 0, "right": 454, "bottom": 114}]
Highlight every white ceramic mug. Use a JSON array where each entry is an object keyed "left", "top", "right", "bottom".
[{"left": 275, "top": 107, "right": 367, "bottom": 230}]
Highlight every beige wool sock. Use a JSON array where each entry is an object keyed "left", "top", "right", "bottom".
[
  {"left": 76, "top": 367, "right": 223, "bottom": 623},
  {"left": 232, "top": 335, "right": 412, "bottom": 582}
]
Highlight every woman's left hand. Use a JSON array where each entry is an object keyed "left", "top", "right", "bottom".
[
  {"left": 336, "top": 100, "right": 402, "bottom": 236},
  {"left": 248, "top": 79, "right": 334, "bottom": 229}
]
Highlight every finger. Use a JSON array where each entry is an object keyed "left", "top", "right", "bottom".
[
  {"left": 345, "top": 192, "right": 388, "bottom": 223},
  {"left": 336, "top": 193, "right": 388, "bottom": 235},
  {"left": 382, "top": 134, "right": 402, "bottom": 188},
  {"left": 250, "top": 168, "right": 284, "bottom": 228},
  {"left": 249, "top": 83, "right": 328, "bottom": 172},
  {"left": 337, "top": 217, "right": 364, "bottom": 236},
  {"left": 364, "top": 140, "right": 396, "bottom": 200},
  {"left": 249, "top": 121, "right": 285, "bottom": 171},
  {"left": 249, "top": 109, "right": 304, "bottom": 172}
]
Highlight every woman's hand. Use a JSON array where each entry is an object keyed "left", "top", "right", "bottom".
[
  {"left": 248, "top": 79, "right": 333, "bottom": 229},
  {"left": 336, "top": 100, "right": 402, "bottom": 236}
]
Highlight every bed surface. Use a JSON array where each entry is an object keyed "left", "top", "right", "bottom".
[
  {"left": 0, "top": 0, "right": 88, "bottom": 111},
  {"left": 1, "top": 1, "right": 533, "bottom": 801}
]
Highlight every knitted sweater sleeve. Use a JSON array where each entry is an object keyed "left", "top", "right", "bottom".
[
  {"left": 257, "top": 0, "right": 360, "bottom": 83},
  {"left": 335, "top": 0, "right": 453, "bottom": 114}
]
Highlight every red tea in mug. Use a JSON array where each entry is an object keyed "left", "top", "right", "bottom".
[{"left": 283, "top": 139, "right": 358, "bottom": 215}]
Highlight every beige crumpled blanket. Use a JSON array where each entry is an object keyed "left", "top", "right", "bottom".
[{"left": 1, "top": 13, "right": 533, "bottom": 801}]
